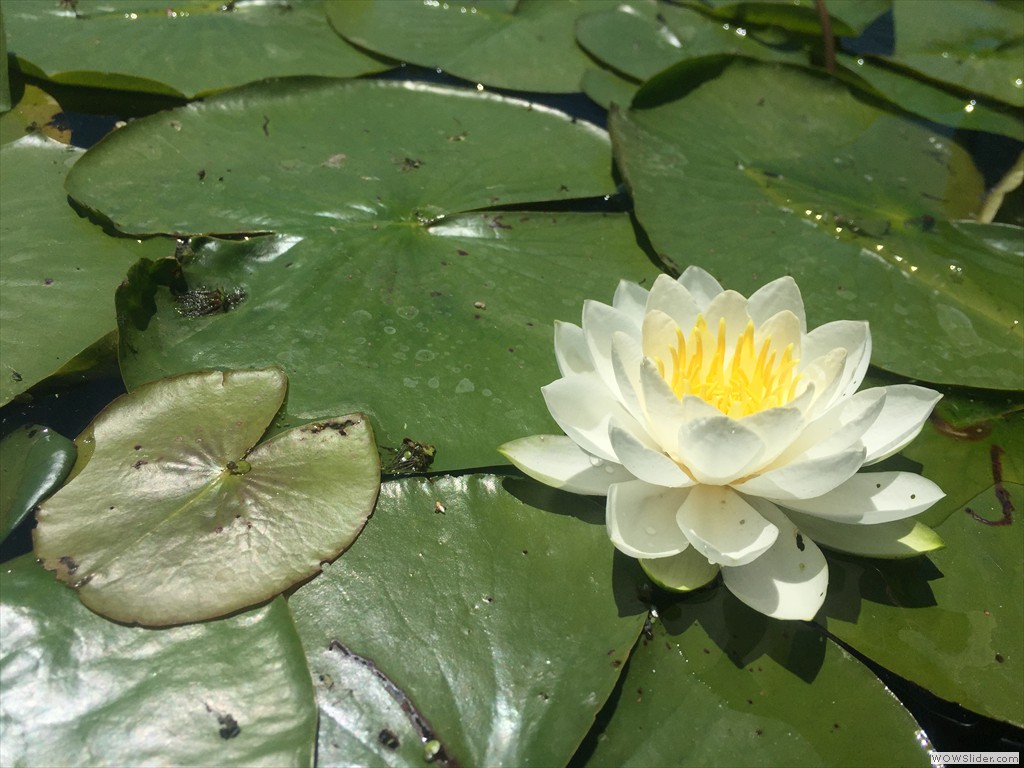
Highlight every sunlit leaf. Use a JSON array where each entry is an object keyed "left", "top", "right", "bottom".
[
  {"left": 0, "top": 424, "right": 74, "bottom": 545},
  {"left": 64, "top": 78, "right": 660, "bottom": 471},
  {"left": 326, "top": 0, "right": 618, "bottom": 93},
  {"left": 887, "top": 0, "right": 1024, "bottom": 109},
  {"left": 0, "top": 555, "right": 317, "bottom": 767},
  {"left": 586, "top": 588, "right": 931, "bottom": 767},
  {"left": 5, "top": 0, "right": 390, "bottom": 99},
  {"left": 821, "top": 411, "right": 1023, "bottom": 727},
  {"left": 33, "top": 367, "right": 380, "bottom": 626},
  {"left": 0, "top": 135, "right": 166, "bottom": 406},
  {"left": 289, "top": 475, "right": 648, "bottom": 767},
  {"left": 612, "top": 59, "right": 1023, "bottom": 389}
]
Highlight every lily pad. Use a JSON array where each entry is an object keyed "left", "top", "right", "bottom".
[
  {"left": 288, "top": 475, "right": 649, "bottom": 768},
  {"left": 611, "top": 59, "right": 1024, "bottom": 390},
  {"left": 0, "top": 424, "right": 75, "bottom": 545},
  {"left": 0, "top": 134, "right": 166, "bottom": 406},
  {"left": 836, "top": 54, "right": 1024, "bottom": 141},
  {"left": 64, "top": 78, "right": 660, "bottom": 471},
  {"left": 0, "top": 555, "right": 317, "bottom": 767},
  {"left": 820, "top": 410, "right": 1024, "bottom": 727},
  {"left": 33, "top": 367, "right": 381, "bottom": 626},
  {"left": 326, "top": 0, "right": 618, "bottom": 93},
  {"left": 5, "top": 0, "right": 390, "bottom": 99},
  {"left": 887, "top": 0, "right": 1024, "bottom": 109},
  {"left": 679, "top": 0, "right": 890, "bottom": 37},
  {"left": 576, "top": 1, "right": 809, "bottom": 84},
  {"left": 586, "top": 589, "right": 930, "bottom": 767}
]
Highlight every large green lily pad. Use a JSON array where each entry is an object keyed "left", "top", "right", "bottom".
[
  {"left": 819, "top": 410, "right": 1024, "bottom": 727},
  {"left": 888, "top": 0, "right": 1024, "bottom": 109},
  {"left": 0, "top": 555, "right": 317, "bottom": 767},
  {"left": 64, "top": 78, "right": 660, "bottom": 471},
  {"left": 611, "top": 59, "right": 1023, "bottom": 390},
  {"left": 326, "top": 0, "right": 618, "bottom": 93},
  {"left": 586, "top": 589, "right": 929, "bottom": 767},
  {"left": 0, "top": 424, "right": 75, "bottom": 545},
  {"left": 680, "top": 0, "right": 890, "bottom": 37},
  {"left": 5, "top": 0, "right": 390, "bottom": 99},
  {"left": 0, "top": 135, "right": 167, "bottom": 406},
  {"left": 33, "top": 367, "right": 380, "bottom": 626},
  {"left": 288, "top": 475, "right": 649, "bottom": 768}
]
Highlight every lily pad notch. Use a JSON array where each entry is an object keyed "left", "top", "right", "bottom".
[{"left": 34, "top": 367, "right": 382, "bottom": 626}]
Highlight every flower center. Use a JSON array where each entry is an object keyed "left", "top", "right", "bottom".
[{"left": 654, "top": 315, "right": 802, "bottom": 418}]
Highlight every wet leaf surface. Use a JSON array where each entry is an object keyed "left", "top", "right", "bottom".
[
  {"left": 289, "top": 475, "right": 649, "bottom": 768},
  {"left": 64, "top": 78, "right": 660, "bottom": 471},
  {"left": 821, "top": 410, "right": 1024, "bottom": 727},
  {"left": 0, "top": 555, "right": 317, "bottom": 767},
  {"left": 612, "top": 59, "right": 1023, "bottom": 389},
  {"left": 585, "top": 588, "right": 930, "bottom": 767},
  {"left": 0, "top": 135, "right": 167, "bottom": 406},
  {"left": 326, "top": 0, "right": 618, "bottom": 93},
  {"left": 5, "top": 0, "right": 390, "bottom": 98},
  {"left": 0, "top": 424, "right": 74, "bottom": 545}
]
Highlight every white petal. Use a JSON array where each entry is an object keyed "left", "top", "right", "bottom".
[
  {"left": 720, "top": 499, "right": 828, "bottom": 620},
  {"left": 775, "top": 388, "right": 885, "bottom": 467},
  {"left": 861, "top": 385, "right": 942, "bottom": 464},
  {"left": 640, "top": 549, "right": 720, "bottom": 592},
  {"left": 641, "top": 309, "right": 680, "bottom": 362},
  {"left": 645, "top": 275, "right": 700, "bottom": 331},
  {"left": 753, "top": 309, "right": 802, "bottom": 360},
  {"left": 499, "top": 435, "right": 635, "bottom": 495},
  {"left": 703, "top": 290, "right": 753, "bottom": 353},
  {"left": 553, "top": 321, "right": 593, "bottom": 377},
  {"left": 778, "top": 471, "right": 944, "bottom": 523},
  {"left": 610, "top": 331, "right": 645, "bottom": 421},
  {"left": 802, "top": 320, "right": 871, "bottom": 407},
  {"left": 732, "top": 446, "right": 867, "bottom": 501},
  {"left": 797, "top": 348, "right": 849, "bottom": 422},
  {"left": 583, "top": 300, "right": 641, "bottom": 394},
  {"left": 607, "top": 480, "right": 691, "bottom": 558},
  {"left": 676, "top": 415, "right": 767, "bottom": 485},
  {"left": 784, "top": 509, "right": 944, "bottom": 558},
  {"left": 676, "top": 485, "right": 778, "bottom": 567},
  {"left": 612, "top": 279, "right": 651, "bottom": 323},
  {"left": 678, "top": 266, "right": 724, "bottom": 308},
  {"left": 737, "top": 405, "right": 807, "bottom": 471},
  {"left": 639, "top": 359, "right": 689, "bottom": 450},
  {"left": 542, "top": 373, "right": 633, "bottom": 462},
  {"left": 609, "top": 419, "right": 695, "bottom": 488},
  {"left": 748, "top": 275, "right": 806, "bottom": 332}
]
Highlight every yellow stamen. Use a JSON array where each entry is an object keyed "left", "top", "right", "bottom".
[{"left": 658, "top": 315, "right": 803, "bottom": 417}]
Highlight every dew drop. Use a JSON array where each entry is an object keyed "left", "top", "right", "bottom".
[
  {"left": 947, "top": 261, "right": 964, "bottom": 283},
  {"left": 589, "top": 456, "right": 604, "bottom": 467},
  {"left": 645, "top": 526, "right": 657, "bottom": 536}
]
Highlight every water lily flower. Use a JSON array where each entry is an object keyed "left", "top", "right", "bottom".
[{"left": 500, "top": 267, "right": 944, "bottom": 620}]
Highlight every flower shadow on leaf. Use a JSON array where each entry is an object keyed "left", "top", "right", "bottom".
[
  {"left": 819, "top": 552, "right": 943, "bottom": 626},
  {"left": 501, "top": 476, "right": 651, "bottom": 621},
  {"left": 657, "top": 586, "right": 828, "bottom": 684}
]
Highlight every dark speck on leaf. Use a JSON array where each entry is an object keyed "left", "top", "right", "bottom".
[
  {"left": 11, "top": 371, "right": 22, "bottom": 382},
  {"left": 430, "top": 290, "right": 442, "bottom": 297},
  {"left": 378, "top": 729, "right": 400, "bottom": 750},
  {"left": 59, "top": 555, "right": 78, "bottom": 574},
  {"left": 763, "top": 170, "right": 781, "bottom": 179},
  {"left": 996, "top": 653, "right": 1004, "bottom": 663},
  {"left": 400, "top": 157, "right": 424, "bottom": 171},
  {"left": 134, "top": 444, "right": 142, "bottom": 450},
  {"left": 796, "top": 533, "right": 805, "bottom": 551},
  {"left": 27, "top": 428, "right": 38, "bottom": 438},
  {"left": 218, "top": 713, "right": 241, "bottom": 739},
  {"left": 197, "top": 169, "right": 206, "bottom": 181},
  {"left": 132, "top": 460, "right": 148, "bottom": 469},
  {"left": 457, "top": 249, "right": 468, "bottom": 256},
  {"left": 559, "top": 184, "right": 569, "bottom": 192},
  {"left": 489, "top": 215, "right": 511, "bottom": 230},
  {"left": 611, "top": 659, "right": 622, "bottom": 668}
]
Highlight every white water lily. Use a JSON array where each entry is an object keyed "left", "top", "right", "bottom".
[{"left": 500, "top": 267, "right": 944, "bottom": 620}]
